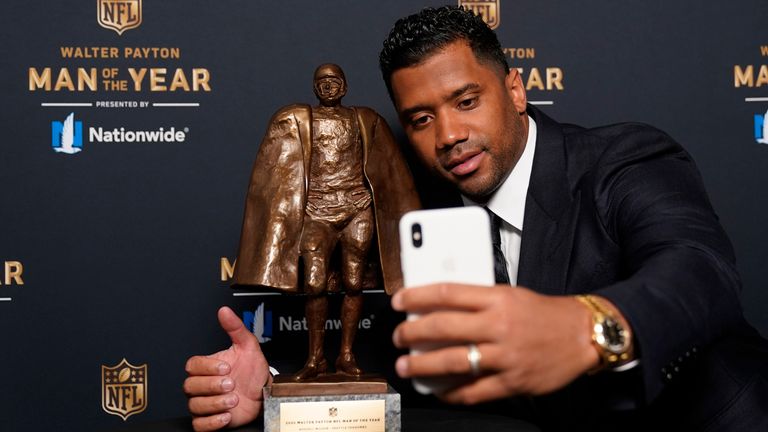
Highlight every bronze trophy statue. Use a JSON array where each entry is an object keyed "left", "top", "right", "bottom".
[{"left": 233, "top": 63, "right": 420, "bottom": 384}]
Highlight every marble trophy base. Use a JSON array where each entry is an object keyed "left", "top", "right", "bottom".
[{"left": 264, "top": 374, "right": 400, "bottom": 432}]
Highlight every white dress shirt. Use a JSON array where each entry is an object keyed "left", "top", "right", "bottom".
[{"left": 462, "top": 116, "right": 537, "bottom": 285}]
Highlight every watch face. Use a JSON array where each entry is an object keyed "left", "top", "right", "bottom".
[{"left": 595, "top": 316, "right": 628, "bottom": 354}]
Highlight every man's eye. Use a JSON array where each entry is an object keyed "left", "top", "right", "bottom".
[
  {"left": 459, "top": 97, "right": 478, "bottom": 109},
  {"left": 411, "top": 116, "right": 431, "bottom": 127}
]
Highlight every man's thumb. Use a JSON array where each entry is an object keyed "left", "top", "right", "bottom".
[{"left": 218, "top": 306, "right": 254, "bottom": 347}]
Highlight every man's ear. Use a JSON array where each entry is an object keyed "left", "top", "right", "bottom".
[{"left": 505, "top": 68, "right": 528, "bottom": 114}]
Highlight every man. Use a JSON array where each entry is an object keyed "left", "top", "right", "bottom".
[
  {"left": 185, "top": 7, "right": 767, "bottom": 431},
  {"left": 379, "top": 6, "right": 768, "bottom": 430},
  {"left": 232, "top": 63, "right": 419, "bottom": 381}
]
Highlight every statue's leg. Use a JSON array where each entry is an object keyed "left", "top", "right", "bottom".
[
  {"left": 336, "top": 207, "right": 374, "bottom": 375},
  {"left": 294, "top": 217, "right": 337, "bottom": 381}
]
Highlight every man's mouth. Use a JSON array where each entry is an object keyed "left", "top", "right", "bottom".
[{"left": 445, "top": 151, "right": 484, "bottom": 176}]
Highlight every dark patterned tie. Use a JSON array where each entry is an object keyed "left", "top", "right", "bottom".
[{"left": 485, "top": 207, "right": 511, "bottom": 284}]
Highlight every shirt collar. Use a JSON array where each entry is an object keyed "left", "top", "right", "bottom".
[{"left": 462, "top": 115, "right": 536, "bottom": 231}]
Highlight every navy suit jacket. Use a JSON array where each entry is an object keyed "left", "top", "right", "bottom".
[{"left": 420, "top": 106, "right": 768, "bottom": 430}]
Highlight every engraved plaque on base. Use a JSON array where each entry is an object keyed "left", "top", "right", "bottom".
[{"left": 263, "top": 376, "right": 400, "bottom": 432}]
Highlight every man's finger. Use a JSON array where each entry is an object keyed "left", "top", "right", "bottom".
[
  {"left": 183, "top": 376, "right": 235, "bottom": 397},
  {"left": 191, "top": 412, "right": 231, "bottom": 432},
  {"left": 188, "top": 393, "right": 239, "bottom": 416},
  {"left": 186, "top": 356, "right": 231, "bottom": 376},
  {"left": 218, "top": 306, "right": 255, "bottom": 348},
  {"left": 393, "top": 284, "right": 506, "bottom": 312},
  {"left": 393, "top": 310, "right": 494, "bottom": 348},
  {"left": 439, "top": 373, "right": 518, "bottom": 405},
  {"left": 397, "top": 343, "right": 511, "bottom": 378},
  {"left": 396, "top": 343, "right": 491, "bottom": 378}
]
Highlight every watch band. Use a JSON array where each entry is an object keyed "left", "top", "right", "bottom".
[{"left": 576, "top": 294, "right": 634, "bottom": 373}]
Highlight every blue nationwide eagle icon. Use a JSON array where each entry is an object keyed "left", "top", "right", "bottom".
[
  {"left": 243, "top": 303, "right": 272, "bottom": 343},
  {"left": 755, "top": 109, "right": 768, "bottom": 144},
  {"left": 51, "top": 113, "right": 83, "bottom": 154}
]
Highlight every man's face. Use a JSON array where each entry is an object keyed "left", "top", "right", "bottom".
[{"left": 390, "top": 41, "right": 528, "bottom": 201}]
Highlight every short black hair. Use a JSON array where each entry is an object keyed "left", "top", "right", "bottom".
[{"left": 379, "top": 6, "right": 509, "bottom": 99}]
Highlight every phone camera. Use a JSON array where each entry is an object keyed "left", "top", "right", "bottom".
[{"left": 411, "top": 223, "right": 423, "bottom": 248}]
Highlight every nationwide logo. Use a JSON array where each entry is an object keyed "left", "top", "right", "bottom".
[
  {"left": 241, "top": 304, "right": 375, "bottom": 342},
  {"left": 98, "top": 0, "right": 142, "bottom": 35},
  {"left": 51, "top": 113, "right": 83, "bottom": 154},
  {"left": 755, "top": 110, "right": 768, "bottom": 144},
  {"left": 243, "top": 303, "right": 273, "bottom": 343},
  {"left": 459, "top": 0, "right": 500, "bottom": 29},
  {"left": 102, "top": 358, "right": 148, "bottom": 421},
  {"left": 89, "top": 126, "right": 188, "bottom": 143},
  {"left": 49, "top": 113, "right": 188, "bottom": 153}
]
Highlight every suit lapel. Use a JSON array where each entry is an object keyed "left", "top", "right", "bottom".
[{"left": 517, "top": 106, "right": 577, "bottom": 295}]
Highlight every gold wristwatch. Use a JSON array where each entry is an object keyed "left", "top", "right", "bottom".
[{"left": 575, "top": 295, "right": 633, "bottom": 373}]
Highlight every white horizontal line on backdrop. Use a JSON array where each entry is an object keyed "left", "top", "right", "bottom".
[
  {"left": 41, "top": 102, "right": 93, "bottom": 107},
  {"left": 152, "top": 103, "right": 200, "bottom": 107}
]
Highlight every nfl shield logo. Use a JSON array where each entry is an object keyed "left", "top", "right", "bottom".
[
  {"left": 102, "top": 358, "right": 148, "bottom": 420},
  {"left": 97, "top": 0, "right": 142, "bottom": 35},
  {"left": 459, "top": 0, "right": 501, "bottom": 29}
]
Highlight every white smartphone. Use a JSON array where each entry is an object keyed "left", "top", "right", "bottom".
[{"left": 398, "top": 207, "right": 495, "bottom": 394}]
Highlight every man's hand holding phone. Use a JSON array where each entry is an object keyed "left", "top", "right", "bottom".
[
  {"left": 391, "top": 283, "right": 598, "bottom": 404},
  {"left": 396, "top": 208, "right": 599, "bottom": 403}
]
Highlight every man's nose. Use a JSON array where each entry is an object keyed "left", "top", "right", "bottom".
[{"left": 435, "top": 112, "right": 468, "bottom": 149}]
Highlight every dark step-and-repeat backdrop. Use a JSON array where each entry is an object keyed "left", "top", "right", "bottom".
[{"left": 1, "top": 1, "right": 765, "bottom": 430}]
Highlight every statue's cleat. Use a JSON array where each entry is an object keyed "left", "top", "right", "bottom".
[
  {"left": 292, "top": 358, "right": 328, "bottom": 381},
  {"left": 335, "top": 352, "right": 363, "bottom": 376}
]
